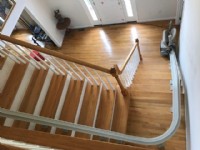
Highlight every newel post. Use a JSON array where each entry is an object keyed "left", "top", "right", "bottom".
[
  {"left": 110, "top": 65, "right": 128, "bottom": 96},
  {"left": 135, "top": 39, "right": 143, "bottom": 61}
]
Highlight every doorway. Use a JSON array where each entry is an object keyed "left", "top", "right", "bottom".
[{"left": 83, "top": 0, "right": 137, "bottom": 25}]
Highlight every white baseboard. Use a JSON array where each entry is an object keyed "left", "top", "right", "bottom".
[
  {"left": 69, "top": 25, "right": 94, "bottom": 29},
  {"left": 179, "top": 64, "right": 191, "bottom": 150},
  {"left": 184, "top": 91, "right": 191, "bottom": 150},
  {"left": 137, "top": 17, "right": 176, "bottom": 23}
]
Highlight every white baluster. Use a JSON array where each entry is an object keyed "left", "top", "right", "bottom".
[
  {"left": 63, "top": 61, "right": 83, "bottom": 80},
  {"left": 44, "top": 56, "right": 65, "bottom": 75},
  {"left": 16, "top": 45, "right": 47, "bottom": 70},
  {"left": 95, "top": 71, "right": 109, "bottom": 90},
  {"left": 104, "top": 74, "right": 115, "bottom": 91},
  {"left": 90, "top": 83, "right": 103, "bottom": 140},
  {"left": 51, "top": 56, "right": 77, "bottom": 80},
  {"left": 26, "top": 50, "right": 48, "bottom": 70},
  {"left": 0, "top": 48, "right": 20, "bottom": 64},
  {"left": 83, "top": 66, "right": 99, "bottom": 85},
  {"left": 25, "top": 48, "right": 64, "bottom": 75},
  {"left": 5, "top": 43, "right": 41, "bottom": 69},
  {"left": 73, "top": 63, "right": 93, "bottom": 85},
  {"left": 1, "top": 46, "right": 26, "bottom": 64}
]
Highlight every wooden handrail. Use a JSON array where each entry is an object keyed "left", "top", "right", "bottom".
[
  {"left": 115, "top": 39, "right": 142, "bottom": 75},
  {"left": 0, "top": 34, "right": 111, "bottom": 74}
]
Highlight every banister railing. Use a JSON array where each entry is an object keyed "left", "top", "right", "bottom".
[
  {"left": 0, "top": 33, "right": 141, "bottom": 96},
  {"left": 0, "top": 34, "right": 111, "bottom": 74},
  {"left": 115, "top": 39, "right": 142, "bottom": 74}
]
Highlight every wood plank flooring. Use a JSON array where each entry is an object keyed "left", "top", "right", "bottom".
[
  {"left": 61, "top": 23, "right": 186, "bottom": 150},
  {"left": 11, "top": 22, "right": 185, "bottom": 150}
]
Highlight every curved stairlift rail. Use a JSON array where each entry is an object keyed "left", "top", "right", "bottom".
[
  {"left": 0, "top": 34, "right": 141, "bottom": 96},
  {"left": 0, "top": 49, "right": 181, "bottom": 146}
]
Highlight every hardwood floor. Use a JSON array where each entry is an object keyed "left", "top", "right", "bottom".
[
  {"left": 11, "top": 22, "right": 185, "bottom": 150},
  {"left": 60, "top": 23, "right": 185, "bottom": 150}
]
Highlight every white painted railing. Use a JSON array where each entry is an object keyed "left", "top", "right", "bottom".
[
  {"left": 119, "top": 47, "right": 140, "bottom": 88},
  {"left": 0, "top": 46, "right": 22, "bottom": 64},
  {"left": 0, "top": 50, "right": 181, "bottom": 146}
]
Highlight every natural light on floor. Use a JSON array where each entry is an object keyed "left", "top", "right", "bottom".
[
  {"left": 99, "top": 30, "right": 112, "bottom": 55},
  {"left": 84, "top": 0, "right": 98, "bottom": 21},
  {"left": 131, "top": 27, "right": 138, "bottom": 41},
  {"left": 123, "top": 0, "right": 134, "bottom": 17}
]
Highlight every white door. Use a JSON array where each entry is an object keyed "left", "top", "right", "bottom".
[{"left": 92, "top": 0, "right": 126, "bottom": 25}]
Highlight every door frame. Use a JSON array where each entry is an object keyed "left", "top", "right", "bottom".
[
  {"left": 175, "top": 0, "right": 184, "bottom": 25},
  {"left": 79, "top": 0, "right": 101, "bottom": 26},
  {"left": 80, "top": 0, "right": 138, "bottom": 26},
  {"left": 92, "top": 0, "right": 127, "bottom": 25}
]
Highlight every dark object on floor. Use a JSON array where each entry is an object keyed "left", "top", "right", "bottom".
[
  {"left": 32, "top": 37, "right": 41, "bottom": 47},
  {"left": 54, "top": 9, "right": 71, "bottom": 30},
  {"left": 30, "top": 25, "right": 52, "bottom": 42},
  {"left": 160, "top": 21, "right": 176, "bottom": 56}
]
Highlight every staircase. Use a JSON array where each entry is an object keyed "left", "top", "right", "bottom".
[
  {"left": 0, "top": 34, "right": 147, "bottom": 149},
  {"left": 0, "top": 33, "right": 183, "bottom": 150}
]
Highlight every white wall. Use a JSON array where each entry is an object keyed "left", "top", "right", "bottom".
[
  {"left": 179, "top": 0, "right": 200, "bottom": 150},
  {"left": 1, "top": 0, "right": 26, "bottom": 35},
  {"left": 135, "top": 0, "right": 177, "bottom": 22},
  {"left": 45, "top": 0, "right": 92, "bottom": 29},
  {"left": 25, "top": 0, "right": 65, "bottom": 47}
]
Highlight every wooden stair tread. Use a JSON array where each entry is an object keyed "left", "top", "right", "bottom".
[
  {"left": 131, "top": 84, "right": 171, "bottom": 93},
  {"left": 131, "top": 91, "right": 172, "bottom": 99},
  {"left": 56, "top": 80, "right": 84, "bottom": 135},
  {"left": 13, "top": 69, "right": 48, "bottom": 129},
  {"left": 135, "top": 72, "right": 171, "bottom": 80},
  {"left": 75, "top": 84, "right": 100, "bottom": 138},
  {"left": 133, "top": 79, "right": 170, "bottom": 85},
  {"left": 136, "top": 69, "right": 171, "bottom": 75},
  {"left": 93, "top": 89, "right": 116, "bottom": 141},
  {"left": 95, "top": 89, "right": 116, "bottom": 130},
  {"left": 0, "top": 63, "right": 27, "bottom": 125},
  {"left": 111, "top": 87, "right": 130, "bottom": 134},
  {"left": 0, "top": 56, "right": 6, "bottom": 70},
  {"left": 0, "top": 126, "right": 151, "bottom": 150},
  {"left": 0, "top": 63, "right": 28, "bottom": 108},
  {"left": 35, "top": 74, "right": 66, "bottom": 132},
  {"left": 137, "top": 64, "right": 170, "bottom": 71}
]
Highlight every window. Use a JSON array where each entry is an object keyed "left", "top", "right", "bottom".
[
  {"left": 123, "top": 0, "right": 133, "bottom": 17},
  {"left": 83, "top": 0, "right": 98, "bottom": 21}
]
